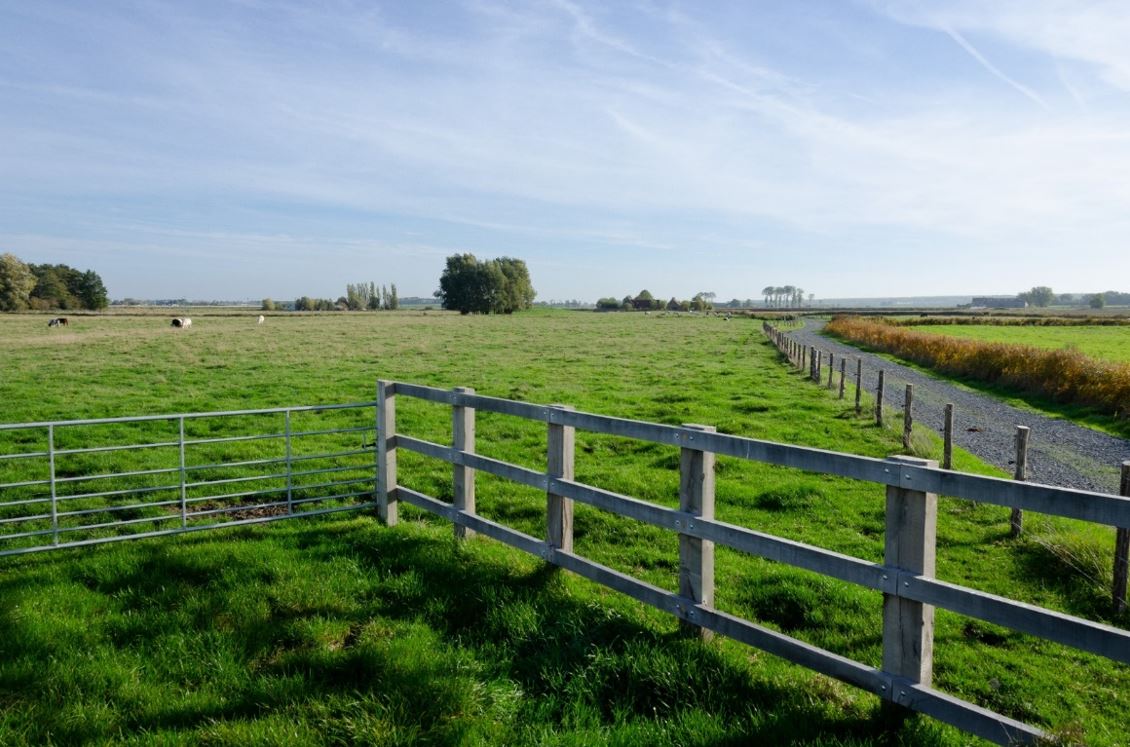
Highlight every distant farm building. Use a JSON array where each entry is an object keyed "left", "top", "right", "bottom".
[{"left": 971, "top": 297, "right": 1027, "bottom": 309}]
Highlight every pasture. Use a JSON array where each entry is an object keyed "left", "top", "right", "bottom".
[
  {"left": 1, "top": 310, "right": 1127, "bottom": 745},
  {"left": 904, "top": 323, "right": 1130, "bottom": 364}
]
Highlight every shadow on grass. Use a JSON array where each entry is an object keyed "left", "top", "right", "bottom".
[{"left": 0, "top": 522, "right": 959, "bottom": 745}]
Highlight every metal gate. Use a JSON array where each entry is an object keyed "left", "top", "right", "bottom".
[{"left": 0, "top": 401, "right": 378, "bottom": 556}]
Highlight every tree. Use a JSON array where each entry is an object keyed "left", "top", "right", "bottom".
[
  {"left": 388, "top": 283, "right": 399, "bottom": 311},
  {"left": 261, "top": 298, "right": 276, "bottom": 311},
  {"left": 436, "top": 253, "right": 534, "bottom": 315},
  {"left": 1019, "top": 286, "right": 1054, "bottom": 307},
  {"left": 77, "top": 270, "right": 108, "bottom": 310},
  {"left": 761, "top": 286, "right": 774, "bottom": 307},
  {"left": 596, "top": 297, "right": 621, "bottom": 311},
  {"left": 1087, "top": 293, "right": 1106, "bottom": 309},
  {"left": 0, "top": 253, "right": 36, "bottom": 311}
]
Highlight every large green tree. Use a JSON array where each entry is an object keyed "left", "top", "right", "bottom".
[
  {"left": 437, "top": 254, "right": 535, "bottom": 314},
  {"left": 0, "top": 253, "right": 36, "bottom": 311}
]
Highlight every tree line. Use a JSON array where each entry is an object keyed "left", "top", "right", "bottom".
[
  {"left": 1017, "top": 286, "right": 1127, "bottom": 309},
  {"left": 595, "top": 290, "right": 717, "bottom": 312},
  {"left": 761, "top": 285, "right": 809, "bottom": 308},
  {"left": 0, "top": 252, "right": 108, "bottom": 311}
]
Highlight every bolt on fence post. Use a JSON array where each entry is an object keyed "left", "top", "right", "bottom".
[
  {"left": 1010, "top": 426, "right": 1030, "bottom": 538},
  {"left": 943, "top": 404, "right": 954, "bottom": 470},
  {"left": 855, "top": 359, "right": 863, "bottom": 414},
  {"left": 903, "top": 384, "right": 913, "bottom": 451},
  {"left": 547, "top": 405, "right": 576, "bottom": 556},
  {"left": 876, "top": 370, "right": 885, "bottom": 426},
  {"left": 882, "top": 455, "right": 938, "bottom": 722},
  {"left": 377, "top": 380, "right": 398, "bottom": 526},
  {"left": 453, "top": 387, "right": 476, "bottom": 540},
  {"left": 679, "top": 424, "right": 716, "bottom": 640},
  {"left": 1113, "top": 462, "right": 1130, "bottom": 613},
  {"left": 838, "top": 359, "right": 846, "bottom": 399}
]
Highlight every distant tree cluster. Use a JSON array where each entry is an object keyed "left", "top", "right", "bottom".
[
  {"left": 761, "top": 285, "right": 808, "bottom": 308},
  {"left": 1050, "top": 290, "right": 1129, "bottom": 310},
  {"left": 1017, "top": 286, "right": 1056, "bottom": 308},
  {"left": 436, "top": 254, "right": 535, "bottom": 314},
  {"left": 0, "top": 252, "right": 107, "bottom": 311},
  {"left": 290, "top": 281, "right": 400, "bottom": 312},
  {"left": 596, "top": 290, "right": 717, "bottom": 312}
]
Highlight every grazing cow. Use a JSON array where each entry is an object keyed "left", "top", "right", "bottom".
[
  {"left": 171, "top": 317, "right": 192, "bottom": 328},
  {"left": 47, "top": 317, "right": 69, "bottom": 327},
  {"left": 257, "top": 315, "right": 265, "bottom": 324}
]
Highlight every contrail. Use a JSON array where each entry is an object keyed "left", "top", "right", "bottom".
[{"left": 943, "top": 26, "right": 1049, "bottom": 110}]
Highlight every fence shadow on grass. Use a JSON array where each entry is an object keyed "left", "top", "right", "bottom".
[{"left": 0, "top": 522, "right": 957, "bottom": 745}]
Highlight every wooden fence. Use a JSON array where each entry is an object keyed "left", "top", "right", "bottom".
[
  {"left": 763, "top": 321, "right": 1130, "bottom": 613},
  {"left": 374, "top": 380, "right": 1130, "bottom": 745}
]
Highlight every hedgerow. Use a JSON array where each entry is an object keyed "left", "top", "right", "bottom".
[{"left": 825, "top": 316, "right": 1130, "bottom": 418}]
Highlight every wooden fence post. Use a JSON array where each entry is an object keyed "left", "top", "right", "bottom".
[
  {"left": 855, "top": 359, "right": 863, "bottom": 414},
  {"left": 838, "top": 359, "right": 846, "bottom": 399},
  {"left": 679, "top": 424, "right": 716, "bottom": 640},
  {"left": 547, "top": 405, "right": 576, "bottom": 555},
  {"left": 876, "top": 370, "right": 885, "bottom": 426},
  {"left": 1113, "top": 462, "right": 1130, "bottom": 613},
  {"left": 903, "top": 384, "right": 913, "bottom": 451},
  {"left": 827, "top": 353, "right": 835, "bottom": 389},
  {"left": 882, "top": 454, "right": 938, "bottom": 720},
  {"left": 377, "top": 380, "right": 397, "bottom": 526},
  {"left": 810, "top": 346, "right": 818, "bottom": 381},
  {"left": 943, "top": 404, "right": 953, "bottom": 470},
  {"left": 1010, "top": 426, "right": 1030, "bottom": 538},
  {"left": 453, "top": 387, "right": 475, "bottom": 540}
]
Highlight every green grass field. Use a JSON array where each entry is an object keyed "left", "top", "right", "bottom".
[
  {"left": 0, "top": 310, "right": 1127, "bottom": 745},
  {"left": 905, "top": 323, "right": 1130, "bottom": 364}
]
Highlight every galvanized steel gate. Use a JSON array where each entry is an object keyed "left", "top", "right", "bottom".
[{"left": 0, "top": 401, "right": 378, "bottom": 556}]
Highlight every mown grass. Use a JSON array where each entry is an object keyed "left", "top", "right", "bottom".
[
  {"left": 0, "top": 310, "right": 1127, "bottom": 745},
  {"left": 902, "top": 323, "right": 1130, "bottom": 364}
]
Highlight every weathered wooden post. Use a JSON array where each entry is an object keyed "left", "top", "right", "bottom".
[
  {"left": 827, "top": 353, "right": 835, "bottom": 389},
  {"left": 679, "top": 424, "right": 716, "bottom": 640},
  {"left": 876, "top": 370, "right": 885, "bottom": 426},
  {"left": 882, "top": 455, "right": 938, "bottom": 721},
  {"left": 1113, "top": 462, "right": 1130, "bottom": 613},
  {"left": 1010, "top": 426, "right": 1030, "bottom": 538},
  {"left": 943, "top": 404, "right": 954, "bottom": 470},
  {"left": 547, "top": 405, "right": 576, "bottom": 555},
  {"left": 452, "top": 386, "right": 476, "bottom": 540},
  {"left": 377, "top": 380, "right": 397, "bottom": 526},
  {"left": 855, "top": 359, "right": 863, "bottom": 414},
  {"left": 903, "top": 384, "right": 913, "bottom": 451},
  {"left": 838, "top": 358, "right": 846, "bottom": 399},
  {"left": 810, "top": 346, "right": 818, "bottom": 381}
]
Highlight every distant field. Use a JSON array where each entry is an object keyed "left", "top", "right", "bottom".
[
  {"left": 905, "top": 323, "right": 1130, "bottom": 363},
  {"left": 0, "top": 310, "right": 1127, "bottom": 745}
]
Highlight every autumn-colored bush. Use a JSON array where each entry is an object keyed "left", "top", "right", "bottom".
[
  {"left": 887, "top": 315, "right": 1130, "bottom": 327},
  {"left": 825, "top": 316, "right": 1130, "bottom": 418}
]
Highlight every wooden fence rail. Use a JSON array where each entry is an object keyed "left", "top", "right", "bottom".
[{"left": 376, "top": 378, "right": 1130, "bottom": 745}]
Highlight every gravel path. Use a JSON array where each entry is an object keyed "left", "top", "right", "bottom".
[{"left": 783, "top": 320, "right": 1130, "bottom": 494}]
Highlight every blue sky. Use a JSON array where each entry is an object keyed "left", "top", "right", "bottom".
[{"left": 2, "top": 1, "right": 1128, "bottom": 302}]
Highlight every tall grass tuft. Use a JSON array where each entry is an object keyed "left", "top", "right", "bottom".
[{"left": 826, "top": 316, "right": 1130, "bottom": 419}]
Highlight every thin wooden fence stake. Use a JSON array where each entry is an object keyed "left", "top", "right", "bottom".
[
  {"left": 453, "top": 387, "right": 476, "bottom": 540},
  {"left": 903, "top": 384, "right": 913, "bottom": 451},
  {"left": 810, "top": 346, "right": 818, "bottom": 381},
  {"left": 1010, "top": 426, "right": 1030, "bottom": 538},
  {"left": 827, "top": 353, "right": 836, "bottom": 389},
  {"left": 679, "top": 424, "right": 716, "bottom": 640},
  {"left": 855, "top": 359, "right": 863, "bottom": 414},
  {"left": 882, "top": 455, "right": 938, "bottom": 722},
  {"left": 943, "top": 404, "right": 954, "bottom": 470},
  {"left": 838, "top": 358, "right": 846, "bottom": 399},
  {"left": 547, "top": 405, "right": 576, "bottom": 555},
  {"left": 377, "top": 380, "right": 398, "bottom": 526},
  {"left": 876, "top": 370, "right": 885, "bottom": 426},
  {"left": 1113, "top": 461, "right": 1130, "bottom": 613}
]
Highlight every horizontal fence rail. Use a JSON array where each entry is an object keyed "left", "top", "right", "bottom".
[
  {"left": 0, "top": 402, "right": 379, "bottom": 556},
  {"left": 376, "top": 379, "right": 1130, "bottom": 745}
]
